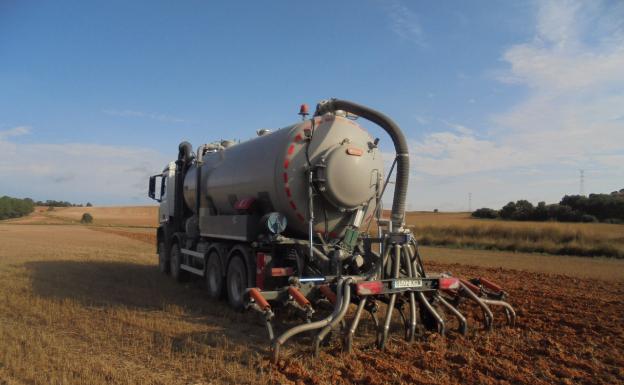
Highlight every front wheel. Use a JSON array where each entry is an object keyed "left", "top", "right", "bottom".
[
  {"left": 170, "top": 243, "right": 188, "bottom": 282},
  {"left": 158, "top": 241, "right": 170, "bottom": 274},
  {"left": 205, "top": 251, "right": 223, "bottom": 299},
  {"left": 226, "top": 255, "right": 248, "bottom": 310}
]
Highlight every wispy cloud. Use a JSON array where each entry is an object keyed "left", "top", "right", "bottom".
[
  {"left": 0, "top": 126, "right": 31, "bottom": 139},
  {"left": 0, "top": 126, "right": 168, "bottom": 203},
  {"left": 379, "top": 0, "right": 425, "bottom": 46},
  {"left": 411, "top": 0, "right": 624, "bottom": 177},
  {"left": 103, "top": 109, "right": 186, "bottom": 123},
  {"left": 404, "top": 0, "right": 624, "bottom": 209}
]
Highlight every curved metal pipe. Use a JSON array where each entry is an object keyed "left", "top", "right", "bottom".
[
  {"left": 314, "top": 278, "right": 352, "bottom": 356},
  {"left": 377, "top": 244, "right": 401, "bottom": 349},
  {"left": 312, "top": 245, "right": 330, "bottom": 262},
  {"left": 271, "top": 278, "right": 345, "bottom": 363},
  {"left": 436, "top": 294, "right": 467, "bottom": 335},
  {"left": 417, "top": 292, "right": 445, "bottom": 336},
  {"left": 481, "top": 299, "right": 516, "bottom": 326},
  {"left": 459, "top": 282, "right": 493, "bottom": 330},
  {"left": 314, "top": 99, "right": 409, "bottom": 229},
  {"left": 345, "top": 296, "right": 367, "bottom": 354},
  {"left": 402, "top": 245, "right": 417, "bottom": 342}
]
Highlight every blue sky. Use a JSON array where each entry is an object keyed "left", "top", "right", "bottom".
[{"left": 1, "top": 0, "right": 623, "bottom": 209}]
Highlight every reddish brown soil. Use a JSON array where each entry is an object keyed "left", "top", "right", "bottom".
[
  {"left": 87, "top": 226, "right": 624, "bottom": 384},
  {"left": 266, "top": 262, "right": 624, "bottom": 385}
]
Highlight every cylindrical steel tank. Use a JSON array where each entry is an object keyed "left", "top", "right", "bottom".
[{"left": 183, "top": 114, "right": 384, "bottom": 238}]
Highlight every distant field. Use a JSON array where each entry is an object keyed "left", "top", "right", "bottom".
[
  {"left": 10, "top": 205, "right": 159, "bottom": 227},
  {"left": 8, "top": 207, "right": 623, "bottom": 258},
  {"left": 404, "top": 212, "right": 624, "bottom": 258}
]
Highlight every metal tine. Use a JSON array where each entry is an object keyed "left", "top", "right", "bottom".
[
  {"left": 344, "top": 296, "right": 367, "bottom": 354},
  {"left": 377, "top": 244, "right": 401, "bottom": 349},
  {"left": 417, "top": 292, "right": 446, "bottom": 336},
  {"left": 314, "top": 278, "right": 353, "bottom": 357},
  {"left": 481, "top": 298, "right": 516, "bottom": 326},
  {"left": 366, "top": 300, "right": 380, "bottom": 329},
  {"left": 435, "top": 294, "right": 467, "bottom": 335},
  {"left": 458, "top": 281, "right": 494, "bottom": 330},
  {"left": 271, "top": 277, "right": 345, "bottom": 363},
  {"left": 395, "top": 302, "right": 409, "bottom": 340},
  {"left": 402, "top": 244, "right": 417, "bottom": 342}
]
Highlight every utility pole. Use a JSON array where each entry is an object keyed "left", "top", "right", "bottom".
[
  {"left": 580, "top": 169, "right": 585, "bottom": 196},
  {"left": 468, "top": 192, "right": 472, "bottom": 212}
]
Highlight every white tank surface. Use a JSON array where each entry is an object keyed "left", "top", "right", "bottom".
[{"left": 183, "top": 115, "right": 384, "bottom": 239}]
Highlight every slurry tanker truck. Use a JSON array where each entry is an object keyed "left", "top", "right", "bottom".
[{"left": 148, "top": 99, "right": 514, "bottom": 361}]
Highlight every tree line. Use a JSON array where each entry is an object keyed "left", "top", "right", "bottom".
[
  {"left": 472, "top": 189, "right": 624, "bottom": 224},
  {"left": 35, "top": 200, "right": 92, "bottom": 207},
  {"left": 0, "top": 196, "right": 35, "bottom": 220}
]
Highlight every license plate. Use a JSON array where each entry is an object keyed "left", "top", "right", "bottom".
[{"left": 392, "top": 278, "right": 422, "bottom": 289}]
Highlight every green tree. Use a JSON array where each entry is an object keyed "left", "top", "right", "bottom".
[{"left": 80, "top": 213, "right": 93, "bottom": 224}]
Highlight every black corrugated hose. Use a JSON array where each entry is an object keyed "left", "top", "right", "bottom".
[{"left": 314, "top": 99, "right": 409, "bottom": 230}]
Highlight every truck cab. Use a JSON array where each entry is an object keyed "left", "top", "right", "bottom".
[{"left": 148, "top": 161, "right": 176, "bottom": 224}]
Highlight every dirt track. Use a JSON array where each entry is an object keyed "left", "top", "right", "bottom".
[{"left": 270, "top": 262, "right": 624, "bottom": 385}]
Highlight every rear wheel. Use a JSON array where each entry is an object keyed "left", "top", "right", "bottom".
[
  {"left": 170, "top": 243, "right": 188, "bottom": 282},
  {"left": 158, "top": 241, "right": 170, "bottom": 274},
  {"left": 226, "top": 255, "right": 247, "bottom": 310},
  {"left": 205, "top": 251, "right": 223, "bottom": 299}
]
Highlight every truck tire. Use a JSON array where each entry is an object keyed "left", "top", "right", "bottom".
[
  {"left": 205, "top": 251, "right": 223, "bottom": 299},
  {"left": 158, "top": 241, "right": 170, "bottom": 274},
  {"left": 170, "top": 243, "right": 188, "bottom": 282},
  {"left": 226, "top": 255, "right": 247, "bottom": 310}
]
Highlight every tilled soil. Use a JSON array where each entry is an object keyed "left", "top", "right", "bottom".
[{"left": 267, "top": 262, "right": 624, "bottom": 385}]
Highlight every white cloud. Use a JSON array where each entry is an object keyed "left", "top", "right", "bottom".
[
  {"left": 0, "top": 127, "right": 168, "bottom": 204},
  {"left": 0, "top": 126, "right": 30, "bottom": 139},
  {"left": 412, "top": 0, "right": 624, "bottom": 178},
  {"left": 103, "top": 109, "right": 186, "bottom": 123},
  {"left": 379, "top": 0, "right": 425, "bottom": 46},
  {"left": 410, "top": 132, "right": 527, "bottom": 176}
]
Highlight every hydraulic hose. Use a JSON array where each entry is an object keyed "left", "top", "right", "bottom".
[
  {"left": 174, "top": 141, "right": 194, "bottom": 231},
  {"left": 314, "top": 99, "right": 409, "bottom": 229}
]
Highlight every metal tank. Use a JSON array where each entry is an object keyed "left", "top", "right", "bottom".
[{"left": 182, "top": 114, "right": 384, "bottom": 238}]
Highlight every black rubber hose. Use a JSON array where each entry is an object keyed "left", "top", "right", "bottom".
[
  {"left": 314, "top": 99, "right": 409, "bottom": 229},
  {"left": 175, "top": 141, "right": 194, "bottom": 231},
  {"left": 178, "top": 141, "right": 193, "bottom": 163}
]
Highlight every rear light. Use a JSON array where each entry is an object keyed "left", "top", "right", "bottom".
[
  {"left": 439, "top": 277, "right": 460, "bottom": 290},
  {"left": 255, "top": 253, "right": 267, "bottom": 290},
  {"left": 271, "top": 267, "right": 294, "bottom": 277},
  {"left": 355, "top": 281, "right": 384, "bottom": 296}
]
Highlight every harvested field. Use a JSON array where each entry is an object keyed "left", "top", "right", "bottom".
[
  {"left": 404, "top": 212, "right": 624, "bottom": 258},
  {"left": 41, "top": 206, "right": 158, "bottom": 227},
  {"left": 1, "top": 221, "right": 623, "bottom": 385}
]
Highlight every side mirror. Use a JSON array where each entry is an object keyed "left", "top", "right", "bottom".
[{"left": 148, "top": 175, "right": 161, "bottom": 202}]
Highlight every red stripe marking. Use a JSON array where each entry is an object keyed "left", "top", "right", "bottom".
[
  {"left": 283, "top": 172, "right": 288, "bottom": 183},
  {"left": 289, "top": 201, "right": 297, "bottom": 210},
  {"left": 294, "top": 133, "right": 302, "bottom": 142},
  {"left": 285, "top": 187, "right": 291, "bottom": 197},
  {"left": 296, "top": 213, "right": 305, "bottom": 222},
  {"left": 283, "top": 159, "right": 289, "bottom": 169},
  {"left": 287, "top": 144, "right": 295, "bottom": 155}
]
